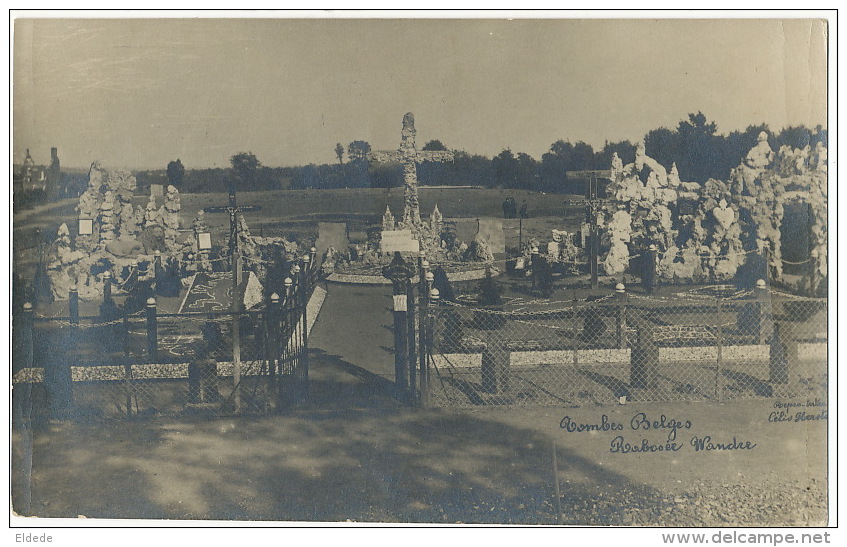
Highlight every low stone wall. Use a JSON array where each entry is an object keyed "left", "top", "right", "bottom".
[
  {"left": 327, "top": 267, "right": 497, "bottom": 285},
  {"left": 431, "top": 342, "right": 826, "bottom": 370},
  {"left": 13, "top": 286, "right": 329, "bottom": 385}
]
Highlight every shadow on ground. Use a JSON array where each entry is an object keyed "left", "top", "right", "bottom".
[
  {"left": 13, "top": 405, "right": 665, "bottom": 524},
  {"left": 303, "top": 349, "right": 404, "bottom": 409}
]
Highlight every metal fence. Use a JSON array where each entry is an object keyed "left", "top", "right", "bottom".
[
  {"left": 12, "top": 260, "right": 319, "bottom": 423},
  {"left": 422, "top": 284, "right": 827, "bottom": 407}
]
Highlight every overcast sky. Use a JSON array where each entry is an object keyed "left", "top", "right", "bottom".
[{"left": 13, "top": 16, "right": 828, "bottom": 170}]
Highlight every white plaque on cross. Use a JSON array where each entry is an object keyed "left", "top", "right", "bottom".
[{"left": 381, "top": 229, "right": 420, "bottom": 253}]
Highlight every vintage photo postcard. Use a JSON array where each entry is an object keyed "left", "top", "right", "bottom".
[{"left": 9, "top": 11, "right": 835, "bottom": 539}]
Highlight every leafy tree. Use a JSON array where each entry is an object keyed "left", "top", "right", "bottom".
[
  {"left": 675, "top": 111, "right": 720, "bottom": 182},
  {"left": 347, "top": 140, "right": 372, "bottom": 163},
  {"left": 775, "top": 126, "right": 815, "bottom": 150},
  {"left": 422, "top": 139, "right": 448, "bottom": 151},
  {"left": 166, "top": 159, "right": 185, "bottom": 187},
  {"left": 643, "top": 127, "right": 678, "bottom": 173},
  {"left": 493, "top": 149, "right": 519, "bottom": 189},
  {"left": 541, "top": 140, "right": 595, "bottom": 193},
  {"left": 593, "top": 140, "right": 637, "bottom": 170},
  {"left": 335, "top": 143, "right": 344, "bottom": 165},
  {"left": 444, "top": 150, "right": 495, "bottom": 187},
  {"left": 230, "top": 152, "right": 261, "bottom": 189},
  {"left": 516, "top": 152, "right": 539, "bottom": 190}
]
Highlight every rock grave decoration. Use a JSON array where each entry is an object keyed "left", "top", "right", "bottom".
[
  {"left": 599, "top": 131, "right": 827, "bottom": 290},
  {"left": 730, "top": 136, "right": 828, "bottom": 293},
  {"left": 46, "top": 162, "right": 187, "bottom": 301},
  {"left": 232, "top": 211, "right": 301, "bottom": 292},
  {"left": 159, "top": 184, "right": 182, "bottom": 252}
]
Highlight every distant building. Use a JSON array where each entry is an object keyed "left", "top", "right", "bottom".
[
  {"left": 14, "top": 149, "right": 48, "bottom": 193},
  {"left": 13, "top": 147, "right": 60, "bottom": 196}
]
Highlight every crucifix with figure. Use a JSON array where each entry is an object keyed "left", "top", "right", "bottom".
[
  {"left": 203, "top": 187, "right": 262, "bottom": 413},
  {"left": 368, "top": 112, "right": 454, "bottom": 229},
  {"left": 564, "top": 174, "right": 613, "bottom": 289},
  {"left": 204, "top": 189, "right": 262, "bottom": 276}
]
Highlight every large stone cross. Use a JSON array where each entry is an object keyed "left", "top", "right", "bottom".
[{"left": 369, "top": 112, "right": 453, "bottom": 228}]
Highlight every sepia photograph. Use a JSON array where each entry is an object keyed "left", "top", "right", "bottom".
[{"left": 8, "top": 10, "right": 835, "bottom": 538}]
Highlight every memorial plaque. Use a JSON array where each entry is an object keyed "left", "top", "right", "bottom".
[
  {"left": 475, "top": 218, "right": 506, "bottom": 254},
  {"left": 392, "top": 294, "right": 408, "bottom": 312},
  {"left": 78, "top": 218, "right": 94, "bottom": 236},
  {"left": 380, "top": 229, "right": 420, "bottom": 253},
  {"left": 197, "top": 232, "right": 212, "bottom": 251}
]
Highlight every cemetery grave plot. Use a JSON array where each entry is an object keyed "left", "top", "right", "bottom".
[
  {"left": 21, "top": 307, "right": 292, "bottom": 419},
  {"left": 17, "top": 266, "right": 301, "bottom": 419},
  {"left": 426, "top": 282, "right": 827, "bottom": 407}
]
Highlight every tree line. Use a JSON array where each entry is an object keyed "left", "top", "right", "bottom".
[{"left": 138, "top": 113, "right": 826, "bottom": 196}]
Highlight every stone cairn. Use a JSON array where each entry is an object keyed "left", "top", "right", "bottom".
[
  {"left": 46, "top": 162, "right": 187, "bottom": 301},
  {"left": 599, "top": 132, "right": 827, "bottom": 291}
]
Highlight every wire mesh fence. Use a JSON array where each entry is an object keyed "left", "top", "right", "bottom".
[
  {"left": 13, "top": 273, "right": 316, "bottom": 423},
  {"left": 423, "top": 285, "right": 827, "bottom": 407}
]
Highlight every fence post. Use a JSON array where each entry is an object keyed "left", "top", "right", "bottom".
[
  {"left": 631, "top": 317, "right": 659, "bottom": 389},
  {"left": 300, "top": 254, "right": 310, "bottom": 400},
  {"left": 393, "top": 281, "right": 409, "bottom": 395},
  {"left": 123, "top": 308, "right": 134, "bottom": 417},
  {"left": 420, "top": 270, "right": 433, "bottom": 406},
  {"left": 268, "top": 292, "right": 281, "bottom": 408},
  {"left": 407, "top": 280, "right": 417, "bottom": 403},
  {"left": 530, "top": 246, "right": 540, "bottom": 291},
  {"left": 154, "top": 250, "right": 162, "bottom": 291},
  {"left": 755, "top": 278, "right": 771, "bottom": 345},
  {"left": 231, "top": 249, "right": 244, "bottom": 413},
  {"left": 56, "top": 288, "right": 77, "bottom": 419},
  {"left": 268, "top": 292, "right": 281, "bottom": 366},
  {"left": 282, "top": 277, "right": 294, "bottom": 404},
  {"left": 69, "top": 284, "right": 79, "bottom": 325},
  {"left": 715, "top": 297, "right": 723, "bottom": 401},
  {"left": 426, "top": 288, "right": 441, "bottom": 404},
  {"left": 769, "top": 322, "right": 789, "bottom": 385},
  {"left": 809, "top": 248, "right": 819, "bottom": 297},
  {"left": 615, "top": 283, "right": 627, "bottom": 349},
  {"left": 137, "top": 256, "right": 152, "bottom": 301},
  {"left": 103, "top": 270, "right": 112, "bottom": 304},
  {"left": 146, "top": 297, "right": 157, "bottom": 362},
  {"left": 572, "top": 290, "right": 579, "bottom": 366},
  {"left": 291, "top": 264, "right": 301, "bottom": 293},
  {"left": 284, "top": 277, "right": 294, "bottom": 306},
  {"left": 644, "top": 244, "right": 658, "bottom": 295},
  {"left": 21, "top": 301, "right": 34, "bottom": 359},
  {"left": 16, "top": 303, "right": 35, "bottom": 389}
]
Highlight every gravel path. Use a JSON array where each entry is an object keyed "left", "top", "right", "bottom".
[{"left": 557, "top": 474, "right": 827, "bottom": 526}]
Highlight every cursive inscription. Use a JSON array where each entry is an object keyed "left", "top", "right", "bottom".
[
  {"left": 610, "top": 435, "right": 682, "bottom": 453},
  {"left": 769, "top": 399, "right": 827, "bottom": 423},
  {"left": 630, "top": 412, "right": 692, "bottom": 441},
  {"left": 560, "top": 412, "right": 759, "bottom": 455},
  {"left": 690, "top": 436, "right": 756, "bottom": 451},
  {"left": 559, "top": 414, "right": 624, "bottom": 432}
]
